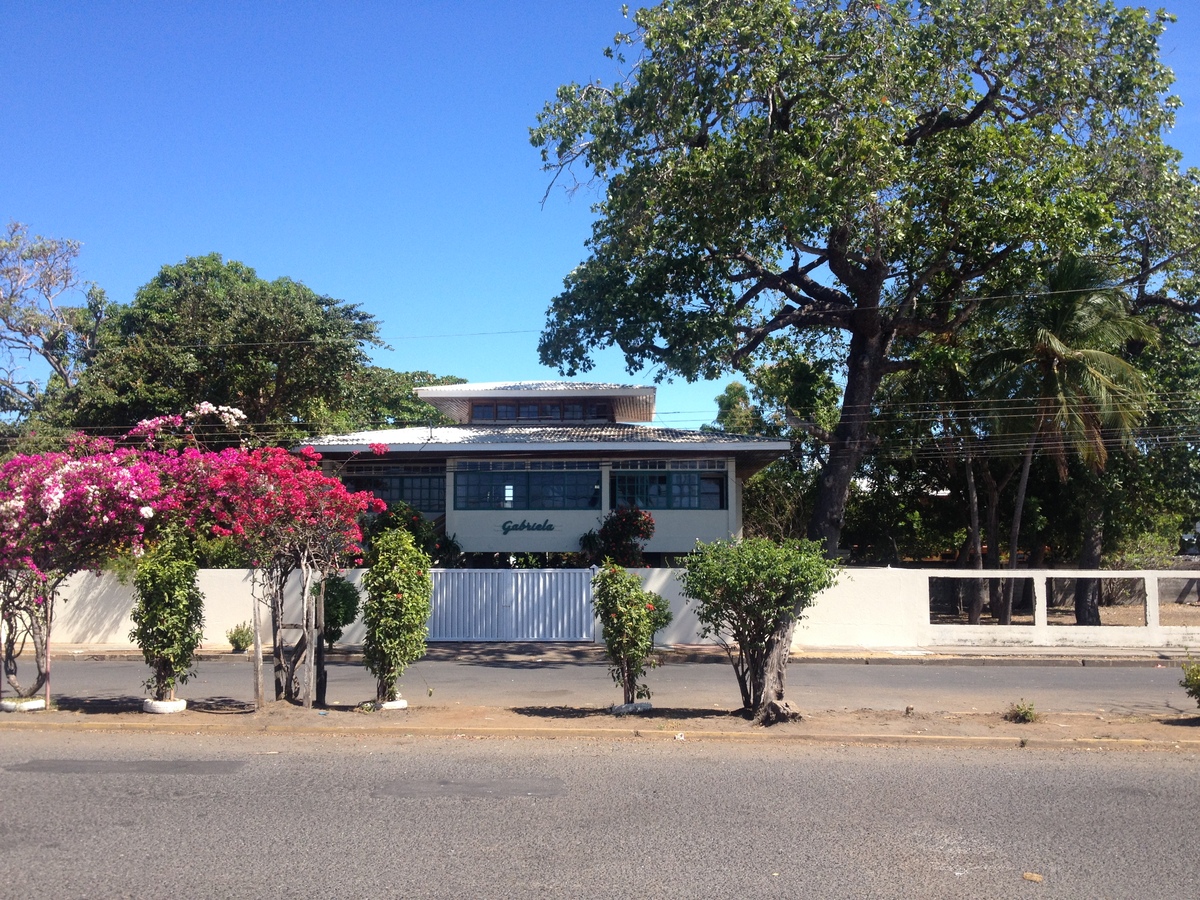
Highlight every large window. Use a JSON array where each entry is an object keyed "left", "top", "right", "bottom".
[
  {"left": 469, "top": 398, "right": 613, "bottom": 423},
  {"left": 611, "top": 459, "right": 727, "bottom": 510},
  {"left": 455, "top": 461, "right": 601, "bottom": 511},
  {"left": 343, "top": 465, "right": 446, "bottom": 514}
]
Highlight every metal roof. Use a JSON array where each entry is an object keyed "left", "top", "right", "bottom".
[
  {"left": 303, "top": 424, "right": 790, "bottom": 476},
  {"left": 415, "top": 381, "right": 657, "bottom": 423}
]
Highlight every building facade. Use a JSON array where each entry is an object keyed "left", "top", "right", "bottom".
[{"left": 305, "top": 381, "right": 789, "bottom": 559}]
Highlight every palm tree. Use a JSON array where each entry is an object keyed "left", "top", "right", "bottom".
[{"left": 980, "top": 256, "right": 1154, "bottom": 624}]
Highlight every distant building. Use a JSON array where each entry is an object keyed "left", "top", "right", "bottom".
[{"left": 304, "top": 381, "right": 789, "bottom": 561}]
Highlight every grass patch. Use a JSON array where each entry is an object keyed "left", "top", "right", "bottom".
[{"left": 1003, "top": 699, "right": 1040, "bottom": 723}]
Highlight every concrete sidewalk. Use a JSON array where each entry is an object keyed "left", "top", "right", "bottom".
[
  {"left": 49, "top": 640, "right": 1198, "bottom": 665},
  {"left": 3, "top": 642, "right": 1198, "bottom": 750}
]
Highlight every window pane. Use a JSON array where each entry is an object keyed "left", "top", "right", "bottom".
[
  {"left": 563, "top": 403, "right": 584, "bottom": 420},
  {"left": 496, "top": 403, "right": 517, "bottom": 420},
  {"left": 699, "top": 473, "right": 725, "bottom": 509},
  {"left": 540, "top": 403, "right": 560, "bottom": 419},
  {"left": 518, "top": 403, "right": 540, "bottom": 419},
  {"left": 529, "top": 471, "right": 601, "bottom": 509},
  {"left": 472, "top": 403, "right": 494, "bottom": 421},
  {"left": 455, "top": 472, "right": 527, "bottom": 509}
]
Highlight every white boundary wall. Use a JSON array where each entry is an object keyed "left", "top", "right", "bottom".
[{"left": 44, "top": 566, "right": 1200, "bottom": 651}]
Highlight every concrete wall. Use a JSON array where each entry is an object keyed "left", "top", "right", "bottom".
[{"left": 45, "top": 565, "right": 1200, "bottom": 651}]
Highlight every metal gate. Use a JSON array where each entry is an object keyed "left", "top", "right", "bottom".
[{"left": 428, "top": 569, "right": 595, "bottom": 642}]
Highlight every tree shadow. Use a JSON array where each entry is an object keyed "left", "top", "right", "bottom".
[
  {"left": 510, "top": 705, "right": 747, "bottom": 721},
  {"left": 1160, "top": 714, "right": 1200, "bottom": 728},
  {"left": 48, "top": 694, "right": 257, "bottom": 715}
]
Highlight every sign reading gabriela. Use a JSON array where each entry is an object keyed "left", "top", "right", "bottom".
[{"left": 501, "top": 519, "right": 555, "bottom": 535}]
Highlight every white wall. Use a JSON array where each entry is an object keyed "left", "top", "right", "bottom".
[{"left": 46, "top": 565, "right": 1200, "bottom": 651}]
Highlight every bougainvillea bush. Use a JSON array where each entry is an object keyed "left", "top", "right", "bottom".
[{"left": 0, "top": 444, "right": 164, "bottom": 698}]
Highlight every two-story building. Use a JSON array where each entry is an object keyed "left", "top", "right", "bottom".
[{"left": 305, "top": 381, "right": 789, "bottom": 562}]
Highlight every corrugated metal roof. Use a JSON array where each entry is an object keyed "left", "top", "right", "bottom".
[{"left": 306, "top": 423, "right": 787, "bottom": 449}]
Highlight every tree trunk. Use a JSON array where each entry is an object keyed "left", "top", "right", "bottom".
[
  {"left": 251, "top": 587, "right": 264, "bottom": 710},
  {"left": 964, "top": 453, "right": 986, "bottom": 624},
  {"left": 302, "top": 563, "right": 315, "bottom": 710},
  {"left": 751, "top": 613, "right": 801, "bottom": 725},
  {"left": 1000, "top": 440, "right": 1037, "bottom": 624},
  {"left": 315, "top": 578, "right": 328, "bottom": 708},
  {"left": 806, "top": 326, "right": 890, "bottom": 553},
  {"left": 1074, "top": 485, "right": 1104, "bottom": 626}
]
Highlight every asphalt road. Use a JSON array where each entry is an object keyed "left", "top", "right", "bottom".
[
  {"left": 39, "top": 655, "right": 1195, "bottom": 717},
  {"left": 2, "top": 729, "right": 1196, "bottom": 899}
]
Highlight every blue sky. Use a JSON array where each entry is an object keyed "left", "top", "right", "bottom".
[{"left": 6, "top": 1, "right": 1200, "bottom": 429}]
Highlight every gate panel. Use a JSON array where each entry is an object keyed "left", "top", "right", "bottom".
[
  {"left": 429, "top": 569, "right": 594, "bottom": 642},
  {"left": 511, "top": 569, "right": 595, "bottom": 641}
]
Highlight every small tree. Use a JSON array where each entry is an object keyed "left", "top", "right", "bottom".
[
  {"left": 317, "top": 573, "right": 361, "bottom": 649},
  {"left": 681, "top": 538, "right": 839, "bottom": 725},
  {"left": 129, "top": 530, "right": 205, "bottom": 702},
  {"left": 592, "top": 562, "right": 672, "bottom": 706},
  {"left": 361, "top": 529, "right": 432, "bottom": 703}
]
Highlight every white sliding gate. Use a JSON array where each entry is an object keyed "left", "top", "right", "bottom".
[{"left": 428, "top": 569, "right": 596, "bottom": 642}]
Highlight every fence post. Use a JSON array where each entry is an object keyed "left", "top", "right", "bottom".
[{"left": 1144, "top": 571, "right": 1160, "bottom": 629}]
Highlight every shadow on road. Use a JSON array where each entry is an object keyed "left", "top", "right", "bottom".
[
  {"left": 509, "top": 704, "right": 744, "bottom": 721},
  {"left": 48, "top": 695, "right": 256, "bottom": 715}
]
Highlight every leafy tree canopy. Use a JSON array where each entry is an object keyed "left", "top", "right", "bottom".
[
  {"left": 44, "top": 253, "right": 384, "bottom": 442},
  {"left": 533, "top": 0, "right": 1199, "bottom": 549}
]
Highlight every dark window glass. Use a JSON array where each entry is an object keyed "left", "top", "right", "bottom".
[
  {"left": 540, "top": 403, "right": 560, "bottom": 419},
  {"left": 496, "top": 403, "right": 517, "bottom": 420},
  {"left": 611, "top": 471, "right": 726, "bottom": 510},
  {"left": 344, "top": 475, "right": 445, "bottom": 514},
  {"left": 529, "top": 471, "right": 601, "bottom": 509},
  {"left": 472, "top": 403, "right": 494, "bottom": 421},
  {"left": 699, "top": 473, "right": 726, "bottom": 509},
  {"left": 455, "top": 471, "right": 526, "bottom": 510},
  {"left": 518, "top": 403, "right": 540, "bottom": 419},
  {"left": 456, "top": 467, "right": 600, "bottom": 511},
  {"left": 563, "top": 402, "right": 584, "bottom": 420},
  {"left": 586, "top": 401, "right": 611, "bottom": 420}
]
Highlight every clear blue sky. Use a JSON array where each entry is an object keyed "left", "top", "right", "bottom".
[{"left": 6, "top": 2, "right": 1200, "bottom": 429}]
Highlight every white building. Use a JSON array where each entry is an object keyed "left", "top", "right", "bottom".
[{"left": 305, "top": 381, "right": 789, "bottom": 561}]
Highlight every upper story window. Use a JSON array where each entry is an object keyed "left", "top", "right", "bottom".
[
  {"left": 467, "top": 397, "right": 617, "bottom": 424},
  {"left": 454, "top": 461, "right": 601, "bottom": 511},
  {"left": 610, "top": 459, "right": 727, "bottom": 510}
]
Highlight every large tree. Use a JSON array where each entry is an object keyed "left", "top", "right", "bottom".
[
  {"left": 0, "top": 222, "right": 107, "bottom": 419},
  {"left": 533, "top": 0, "right": 1198, "bottom": 558},
  {"left": 47, "top": 254, "right": 383, "bottom": 443}
]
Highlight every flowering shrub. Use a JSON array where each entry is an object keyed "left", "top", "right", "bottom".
[
  {"left": 361, "top": 529, "right": 432, "bottom": 703},
  {"left": 591, "top": 561, "right": 672, "bottom": 705},
  {"left": 0, "top": 447, "right": 165, "bottom": 698},
  {"left": 580, "top": 507, "right": 655, "bottom": 566}
]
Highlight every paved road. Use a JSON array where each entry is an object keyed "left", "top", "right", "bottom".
[
  {"left": 40, "top": 655, "right": 1195, "bottom": 717},
  {"left": 2, "top": 729, "right": 1196, "bottom": 898}
]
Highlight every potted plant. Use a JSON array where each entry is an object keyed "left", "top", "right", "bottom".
[
  {"left": 361, "top": 530, "right": 431, "bottom": 709},
  {"left": 129, "top": 530, "right": 205, "bottom": 713}
]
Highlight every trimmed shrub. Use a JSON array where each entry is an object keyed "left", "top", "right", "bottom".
[
  {"left": 361, "top": 529, "right": 432, "bottom": 703},
  {"left": 592, "top": 561, "right": 672, "bottom": 705},
  {"left": 315, "top": 573, "right": 361, "bottom": 649},
  {"left": 680, "top": 537, "right": 839, "bottom": 719},
  {"left": 130, "top": 531, "right": 205, "bottom": 701}
]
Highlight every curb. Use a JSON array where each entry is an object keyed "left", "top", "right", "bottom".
[
  {"left": 50, "top": 649, "right": 1193, "bottom": 667},
  {"left": 2, "top": 717, "right": 1197, "bottom": 751}
]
